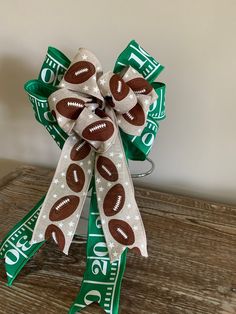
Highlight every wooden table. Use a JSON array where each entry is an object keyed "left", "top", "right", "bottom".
[{"left": 0, "top": 166, "right": 236, "bottom": 314}]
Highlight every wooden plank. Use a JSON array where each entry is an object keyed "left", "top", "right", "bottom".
[{"left": 0, "top": 165, "right": 236, "bottom": 314}]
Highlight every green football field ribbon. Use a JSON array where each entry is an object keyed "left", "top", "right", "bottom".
[
  {"left": 0, "top": 40, "right": 166, "bottom": 313},
  {"left": 69, "top": 186, "right": 127, "bottom": 314}
]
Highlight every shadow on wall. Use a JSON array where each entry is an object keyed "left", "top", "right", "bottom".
[{"left": 0, "top": 55, "right": 35, "bottom": 119}]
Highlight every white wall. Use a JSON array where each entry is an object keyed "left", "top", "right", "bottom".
[{"left": 0, "top": 0, "right": 236, "bottom": 204}]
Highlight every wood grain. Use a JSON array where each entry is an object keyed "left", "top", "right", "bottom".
[{"left": 0, "top": 165, "right": 236, "bottom": 314}]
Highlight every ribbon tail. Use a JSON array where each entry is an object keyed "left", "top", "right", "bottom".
[
  {"left": 31, "top": 135, "right": 94, "bottom": 254},
  {"left": 69, "top": 185, "right": 127, "bottom": 314},
  {"left": 94, "top": 132, "right": 148, "bottom": 262},
  {"left": 0, "top": 197, "right": 45, "bottom": 286}
]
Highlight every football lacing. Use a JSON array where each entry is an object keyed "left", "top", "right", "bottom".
[
  {"left": 113, "top": 195, "right": 122, "bottom": 212},
  {"left": 52, "top": 232, "right": 58, "bottom": 244},
  {"left": 67, "top": 101, "right": 83, "bottom": 108},
  {"left": 89, "top": 123, "right": 106, "bottom": 133},
  {"left": 124, "top": 112, "right": 134, "bottom": 121},
  {"left": 75, "top": 141, "right": 86, "bottom": 151},
  {"left": 55, "top": 198, "right": 70, "bottom": 211},
  {"left": 117, "top": 81, "right": 122, "bottom": 93},
  {"left": 101, "top": 165, "right": 112, "bottom": 176},
  {"left": 134, "top": 88, "right": 146, "bottom": 94},
  {"left": 73, "top": 170, "right": 79, "bottom": 183},
  {"left": 75, "top": 68, "right": 89, "bottom": 76},
  {"left": 117, "top": 227, "right": 128, "bottom": 239}
]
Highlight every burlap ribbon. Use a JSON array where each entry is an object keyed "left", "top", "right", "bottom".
[{"left": 31, "top": 48, "right": 158, "bottom": 262}]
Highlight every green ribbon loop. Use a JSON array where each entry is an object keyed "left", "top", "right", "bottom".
[{"left": 0, "top": 40, "right": 166, "bottom": 313}]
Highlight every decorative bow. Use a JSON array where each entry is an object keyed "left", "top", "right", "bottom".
[{"left": 31, "top": 48, "right": 158, "bottom": 262}]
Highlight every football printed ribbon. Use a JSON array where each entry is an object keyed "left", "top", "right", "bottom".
[
  {"left": 31, "top": 48, "right": 158, "bottom": 261},
  {"left": 0, "top": 40, "right": 166, "bottom": 313}
]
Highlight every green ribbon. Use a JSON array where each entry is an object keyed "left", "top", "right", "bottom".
[
  {"left": 69, "top": 186, "right": 127, "bottom": 314},
  {"left": 0, "top": 40, "right": 165, "bottom": 313}
]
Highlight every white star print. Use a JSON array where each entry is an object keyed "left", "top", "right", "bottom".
[
  {"left": 43, "top": 215, "right": 47, "bottom": 219},
  {"left": 64, "top": 155, "right": 68, "bottom": 159},
  {"left": 61, "top": 172, "right": 65, "bottom": 177},
  {"left": 132, "top": 69, "right": 137, "bottom": 73},
  {"left": 54, "top": 179, "right": 59, "bottom": 184},
  {"left": 68, "top": 231, "right": 73, "bottom": 236},
  {"left": 83, "top": 192, "right": 87, "bottom": 196},
  {"left": 117, "top": 119, "right": 121, "bottom": 124},
  {"left": 133, "top": 225, "right": 138, "bottom": 231},
  {"left": 99, "top": 186, "right": 104, "bottom": 192},
  {"left": 119, "top": 153, "right": 123, "bottom": 159},
  {"left": 82, "top": 54, "right": 88, "bottom": 60},
  {"left": 109, "top": 242, "right": 114, "bottom": 248},
  {"left": 93, "top": 76, "right": 96, "bottom": 80},
  {"left": 52, "top": 97, "right": 57, "bottom": 102},
  {"left": 83, "top": 85, "right": 89, "bottom": 91},
  {"left": 138, "top": 129, "right": 142, "bottom": 133},
  {"left": 39, "top": 234, "right": 44, "bottom": 239},
  {"left": 87, "top": 169, "right": 92, "bottom": 174},
  {"left": 144, "top": 99, "right": 150, "bottom": 105},
  {"left": 53, "top": 194, "right": 57, "bottom": 198},
  {"left": 126, "top": 215, "right": 131, "bottom": 220},
  {"left": 125, "top": 182, "right": 129, "bottom": 186},
  {"left": 124, "top": 73, "right": 129, "bottom": 79},
  {"left": 68, "top": 221, "right": 75, "bottom": 227},
  {"left": 59, "top": 222, "right": 63, "bottom": 228},
  {"left": 97, "top": 197, "right": 101, "bottom": 201},
  {"left": 116, "top": 163, "right": 121, "bottom": 168},
  {"left": 93, "top": 86, "right": 99, "bottom": 93},
  {"left": 87, "top": 160, "right": 91, "bottom": 165},
  {"left": 76, "top": 214, "right": 80, "bottom": 218},
  {"left": 79, "top": 162, "right": 84, "bottom": 166},
  {"left": 127, "top": 203, "right": 131, "bottom": 208},
  {"left": 101, "top": 219, "right": 105, "bottom": 224},
  {"left": 72, "top": 136, "right": 77, "bottom": 140},
  {"left": 61, "top": 184, "right": 65, "bottom": 189},
  {"left": 129, "top": 94, "right": 134, "bottom": 99},
  {"left": 58, "top": 117, "right": 62, "bottom": 122},
  {"left": 107, "top": 182, "right": 111, "bottom": 187},
  {"left": 109, "top": 152, "right": 114, "bottom": 157},
  {"left": 99, "top": 78, "right": 106, "bottom": 85},
  {"left": 88, "top": 114, "right": 93, "bottom": 119},
  {"left": 97, "top": 66, "right": 101, "bottom": 71},
  {"left": 96, "top": 178, "right": 101, "bottom": 184},
  {"left": 135, "top": 215, "right": 140, "bottom": 220},
  {"left": 60, "top": 83, "right": 65, "bottom": 87},
  {"left": 113, "top": 251, "right": 118, "bottom": 257}
]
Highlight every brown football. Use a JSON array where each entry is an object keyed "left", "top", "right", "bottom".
[
  {"left": 64, "top": 61, "right": 96, "bottom": 84},
  {"left": 82, "top": 120, "right": 114, "bottom": 142},
  {"left": 110, "top": 74, "right": 129, "bottom": 101},
  {"left": 127, "top": 77, "right": 153, "bottom": 95},
  {"left": 49, "top": 195, "right": 80, "bottom": 221},
  {"left": 66, "top": 163, "right": 85, "bottom": 193},
  {"left": 103, "top": 184, "right": 125, "bottom": 216},
  {"left": 123, "top": 103, "right": 145, "bottom": 126},
  {"left": 45, "top": 224, "right": 65, "bottom": 251},
  {"left": 56, "top": 97, "right": 85, "bottom": 120},
  {"left": 108, "top": 219, "right": 135, "bottom": 246},
  {"left": 97, "top": 156, "right": 118, "bottom": 182},
  {"left": 70, "top": 141, "right": 91, "bottom": 161}
]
